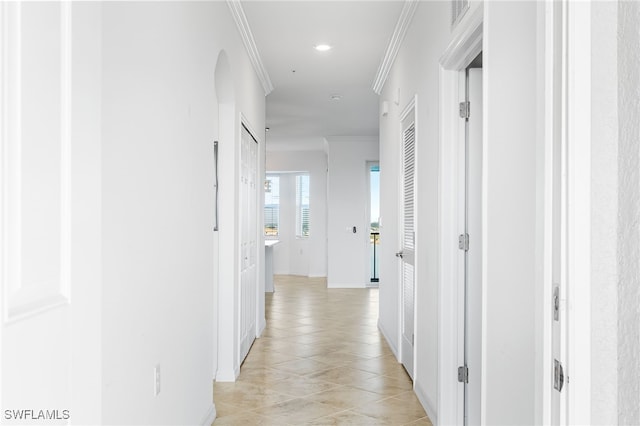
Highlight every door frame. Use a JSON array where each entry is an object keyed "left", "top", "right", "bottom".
[
  {"left": 238, "top": 115, "right": 263, "bottom": 363},
  {"left": 239, "top": 115, "right": 266, "bottom": 340},
  {"left": 540, "top": 1, "right": 592, "bottom": 423},
  {"left": 365, "top": 160, "right": 380, "bottom": 287},
  {"left": 398, "top": 95, "right": 418, "bottom": 381},
  {"left": 438, "top": 4, "right": 483, "bottom": 425},
  {"left": 541, "top": 1, "right": 562, "bottom": 423},
  {"left": 438, "top": 2, "right": 593, "bottom": 424},
  {"left": 564, "top": 1, "right": 592, "bottom": 423}
]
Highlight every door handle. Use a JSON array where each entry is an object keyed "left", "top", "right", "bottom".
[{"left": 395, "top": 251, "right": 404, "bottom": 259}]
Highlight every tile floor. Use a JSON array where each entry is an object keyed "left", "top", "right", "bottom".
[{"left": 213, "top": 275, "right": 432, "bottom": 425}]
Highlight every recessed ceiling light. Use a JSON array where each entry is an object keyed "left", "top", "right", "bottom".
[
  {"left": 314, "top": 44, "right": 332, "bottom": 52},
  {"left": 330, "top": 94, "right": 342, "bottom": 101}
]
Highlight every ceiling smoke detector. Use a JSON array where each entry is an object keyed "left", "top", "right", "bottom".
[{"left": 330, "top": 94, "right": 342, "bottom": 101}]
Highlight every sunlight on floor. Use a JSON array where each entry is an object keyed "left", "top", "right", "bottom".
[{"left": 213, "top": 275, "right": 432, "bottom": 425}]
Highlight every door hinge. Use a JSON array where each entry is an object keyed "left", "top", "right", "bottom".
[
  {"left": 458, "top": 233, "right": 469, "bottom": 251},
  {"left": 553, "top": 359, "right": 564, "bottom": 392},
  {"left": 459, "top": 101, "right": 470, "bottom": 119},
  {"left": 458, "top": 365, "right": 469, "bottom": 383}
]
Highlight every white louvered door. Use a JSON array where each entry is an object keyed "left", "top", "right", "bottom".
[
  {"left": 239, "top": 125, "right": 258, "bottom": 363},
  {"left": 400, "top": 114, "right": 416, "bottom": 380}
]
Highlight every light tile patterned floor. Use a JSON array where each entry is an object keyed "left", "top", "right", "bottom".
[{"left": 213, "top": 275, "right": 432, "bottom": 426}]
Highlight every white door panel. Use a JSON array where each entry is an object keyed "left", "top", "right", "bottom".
[
  {"left": 400, "top": 114, "right": 416, "bottom": 380},
  {"left": 0, "top": 2, "right": 103, "bottom": 416},
  {"left": 239, "top": 125, "right": 258, "bottom": 363}
]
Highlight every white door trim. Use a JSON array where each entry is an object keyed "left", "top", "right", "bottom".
[
  {"left": 240, "top": 114, "right": 265, "bottom": 340},
  {"left": 399, "top": 94, "right": 418, "bottom": 381},
  {"left": 238, "top": 115, "right": 261, "bottom": 365},
  {"left": 539, "top": 1, "right": 555, "bottom": 423},
  {"left": 565, "top": 1, "right": 591, "bottom": 423},
  {"left": 542, "top": 2, "right": 592, "bottom": 422},
  {"left": 539, "top": 1, "right": 562, "bottom": 423},
  {"left": 438, "top": 4, "right": 483, "bottom": 425}
]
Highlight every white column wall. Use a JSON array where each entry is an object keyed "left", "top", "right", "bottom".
[
  {"left": 617, "top": 1, "right": 640, "bottom": 423},
  {"left": 326, "top": 137, "right": 379, "bottom": 288},
  {"left": 590, "top": 2, "right": 619, "bottom": 423},
  {"left": 482, "top": 3, "right": 538, "bottom": 423},
  {"left": 378, "top": 92, "right": 401, "bottom": 357}
]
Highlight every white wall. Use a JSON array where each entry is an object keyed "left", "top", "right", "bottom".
[
  {"left": 266, "top": 149, "right": 328, "bottom": 278},
  {"left": 101, "top": 2, "right": 264, "bottom": 423},
  {"left": 378, "top": 92, "right": 401, "bottom": 356},
  {"left": 377, "top": 1, "right": 451, "bottom": 419},
  {"left": 616, "top": 1, "right": 640, "bottom": 423},
  {"left": 1, "top": 3, "right": 264, "bottom": 424},
  {"left": 378, "top": 1, "right": 540, "bottom": 423},
  {"left": 483, "top": 3, "right": 538, "bottom": 423},
  {"left": 590, "top": 2, "right": 619, "bottom": 423},
  {"left": 326, "top": 137, "right": 379, "bottom": 288}
]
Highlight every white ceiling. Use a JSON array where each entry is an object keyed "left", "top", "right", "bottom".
[{"left": 242, "top": 1, "right": 404, "bottom": 141}]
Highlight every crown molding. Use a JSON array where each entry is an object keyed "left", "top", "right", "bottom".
[
  {"left": 227, "top": 0, "right": 274, "bottom": 96},
  {"left": 372, "top": 0, "right": 419, "bottom": 95}
]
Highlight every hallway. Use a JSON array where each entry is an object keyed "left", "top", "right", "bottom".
[
  {"left": 2, "top": 2, "right": 637, "bottom": 424},
  {"left": 213, "top": 276, "right": 431, "bottom": 425}
]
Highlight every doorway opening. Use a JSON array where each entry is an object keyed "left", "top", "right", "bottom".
[
  {"left": 437, "top": 10, "right": 482, "bottom": 422},
  {"left": 461, "top": 53, "right": 483, "bottom": 426},
  {"left": 367, "top": 162, "right": 380, "bottom": 286}
]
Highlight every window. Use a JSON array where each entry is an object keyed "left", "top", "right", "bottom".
[
  {"left": 295, "top": 174, "right": 310, "bottom": 238},
  {"left": 264, "top": 175, "right": 279, "bottom": 237}
]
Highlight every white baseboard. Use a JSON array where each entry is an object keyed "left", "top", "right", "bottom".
[
  {"left": 257, "top": 318, "right": 266, "bottom": 337},
  {"left": 273, "top": 273, "right": 327, "bottom": 278},
  {"left": 200, "top": 403, "right": 216, "bottom": 426},
  {"left": 327, "top": 282, "right": 366, "bottom": 289},
  {"left": 415, "top": 381, "right": 437, "bottom": 425},
  {"left": 215, "top": 365, "right": 239, "bottom": 382},
  {"left": 378, "top": 319, "right": 399, "bottom": 359}
]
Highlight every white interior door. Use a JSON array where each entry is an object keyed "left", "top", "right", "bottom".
[
  {"left": 239, "top": 124, "right": 258, "bottom": 363},
  {"left": 1, "top": 1, "right": 80, "bottom": 412},
  {"left": 463, "top": 67, "right": 483, "bottom": 425},
  {"left": 399, "top": 114, "right": 416, "bottom": 380}
]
